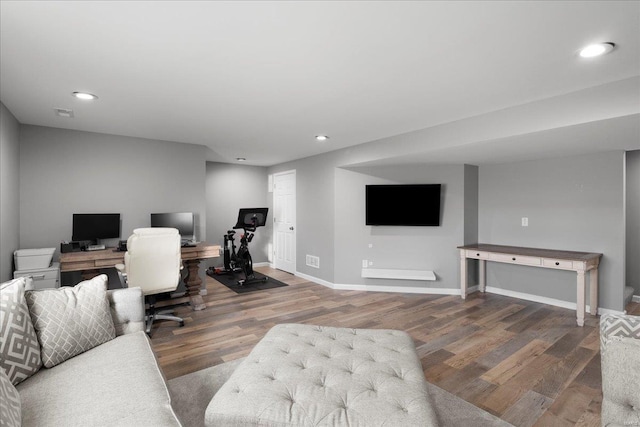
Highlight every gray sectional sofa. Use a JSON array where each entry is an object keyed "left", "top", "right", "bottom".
[
  {"left": 0, "top": 275, "right": 182, "bottom": 426},
  {"left": 599, "top": 313, "right": 640, "bottom": 427}
]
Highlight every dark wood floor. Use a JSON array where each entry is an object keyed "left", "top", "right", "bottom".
[{"left": 151, "top": 267, "right": 639, "bottom": 427}]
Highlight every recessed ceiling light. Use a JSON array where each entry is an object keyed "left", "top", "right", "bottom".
[
  {"left": 72, "top": 91, "right": 98, "bottom": 100},
  {"left": 315, "top": 135, "right": 329, "bottom": 141},
  {"left": 236, "top": 157, "right": 246, "bottom": 162},
  {"left": 578, "top": 42, "right": 615, "bottom": 58}
]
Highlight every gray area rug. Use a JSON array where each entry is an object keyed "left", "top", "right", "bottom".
[{"left": 167, "top": 358, "right": 513, "bottom": 427}]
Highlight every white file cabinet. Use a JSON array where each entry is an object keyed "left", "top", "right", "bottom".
[{"left": 14, "top": 262, "right": 61, "bottom": 290}]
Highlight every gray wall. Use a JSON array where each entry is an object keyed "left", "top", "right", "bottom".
[
  {"left": 268, "top": 149, "right": 476, "bottom": 291},
  {"left": 464, "top": 164, "right": 479, "bottom": 245},
  {"left": 19, "top": 125, "right": 207, "bottom": 286},
  {"left": 266, "top": 139, "right": 629, "bottom": 312},
  {"left": 463, "top": 164, "right": 480, "bottom": 285},
  {"left": 205, "top": 162, "right": 270, "bottom": 269},
  {"left": 6, "top": 111, "right": 630, "bottom": 311},
  {"left": 0, "top": 103, "right": 20, "bottom": 281},
  {"left": 334, "top": 164, "right": 466, "bottom": 290},
  {"left": 627, "top": 150, "right": 640, "bottom": 295},
  {"left": 270, "top": 153, "right": 339, "bottom": 283},
  {"left": 478, "top": 151, "right": 626, "bottom": 311}
]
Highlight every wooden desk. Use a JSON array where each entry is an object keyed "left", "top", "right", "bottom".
[
  {"left": 458, "top": 244, "right": 602, "bottom": 326},
  {"left": 59, "top": 243, "right": 220, "bottom": 310}
]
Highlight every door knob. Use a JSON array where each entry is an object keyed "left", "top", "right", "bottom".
[{"left": 289, "top": 226, "right": 294, "bottom": 230}]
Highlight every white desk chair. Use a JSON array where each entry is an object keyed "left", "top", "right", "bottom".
[{"left": 116, "top": 227, "right": 185, "bottom": 335}]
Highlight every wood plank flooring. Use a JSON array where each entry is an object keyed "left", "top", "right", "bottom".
[{"left": 151, "top": 266, "right": 637, "bottom": 427}]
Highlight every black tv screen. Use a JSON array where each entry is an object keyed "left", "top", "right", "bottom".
[
  {"left": 366, "top": 184, "right": 441, "bottom": 226},
  {"left": 150, "top": 212, "right": 195, "bottom": 238},
  {"left": 72, "top": 213, "right": 121, "bottom": 242}
]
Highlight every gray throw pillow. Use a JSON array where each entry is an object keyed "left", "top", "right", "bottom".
[
  {"left": 0, "top": 368, "right": 21, "bottom": 427},
  {"left": 0, "top": 277, "right": 42, "bottom": 385},
  {"left": 25, "top": 274, "right": 116, "bottom": 368}
]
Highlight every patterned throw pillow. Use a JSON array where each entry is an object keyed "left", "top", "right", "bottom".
[
  {"left": 25, "top": 274, "right": 116, "bottom": 368},
  {"left": 600, "top": 313, "right": 640, "bottom": 351},
  {"left": 0, "top": 368, "right": 21, "bottom": 427},
  {"left": 0, "top": 277, "right": 42, "bottom": 385}
]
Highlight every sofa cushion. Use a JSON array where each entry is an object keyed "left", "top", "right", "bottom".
[
  {"left": 16, "top": 331, "right": 181, "bottom": 426},
  {"left": 107, "top": 287, "right": 145, "bottom": 336},
  {"left": 0, "top": 277, "right": 42, "bottom": 385},
  {"left": 25, "top": 274, "right": 116, "bottom": 368},
  {"left": 0, "top": 368, "right": 21, "bottom": 427},
  {"left": 206, "top": 323, "right": 439, "bottom": 426},
  {"left": 601, "top": 337, "right": 640, "bottom": 427}
]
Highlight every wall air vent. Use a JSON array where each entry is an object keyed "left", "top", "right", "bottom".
[
  {"left": 306, "top": 255, "right": 320, "bottom": 268},
  {"left": 54, "top": 108, "right": 74, "bottom": 118}
]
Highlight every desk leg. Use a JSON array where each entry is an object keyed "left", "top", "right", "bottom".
[
  {"left": 576, "top": 270, "right": 586, "bottom": 327},
  {"left": 184, "top": 259, "right": 206, "bottom": 311},
  {"left": 590, "top": 268, "right": 599, "bottom": 316},
  {"left": 459, "top": 250, "right": 467, "bottom": 299},
  {"left": 479, "top": 259, "right": 486, "bottom": 293}
]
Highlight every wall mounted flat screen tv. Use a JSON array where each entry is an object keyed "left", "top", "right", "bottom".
[
  {"left": 366, "top": 184, "right": 441, "bottom": 226},
  {"left": 72, "top": 213, "right": 121, "bottom": 242}
]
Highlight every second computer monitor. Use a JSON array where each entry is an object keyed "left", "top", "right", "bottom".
[{"left": 150, "top": 212, "right": 194, "bottom": 240}]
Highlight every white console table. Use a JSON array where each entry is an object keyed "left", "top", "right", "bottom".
[{"left": 458, "top": 244, "right": 602, "bottom": 326}]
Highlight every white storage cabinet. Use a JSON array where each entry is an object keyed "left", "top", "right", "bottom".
[
  {"left": 14, "top": 248, "right": 59, "bottom": 290},
  {"left": 14, "top": 262, "right": 61, "bottom": 290}
]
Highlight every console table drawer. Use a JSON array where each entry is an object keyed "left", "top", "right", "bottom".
[
  {"left": 466, "top": 250, "right": 489, "bottom": 259},
  {"left": 542, "top": 258, "right": 573, "bottom": 269},
  {"left": 490, "top": 253, "right": 541, "bottom": 266}
]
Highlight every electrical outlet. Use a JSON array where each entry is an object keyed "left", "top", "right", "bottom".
[
  {"left": 362, "top": 260, "right": 368, "bottom": 268},
  {"left": 368, "top": 261, "right": 374, "bottom": 266},
  {"left": 522, "top": 217, "right": 529, "bottom": 227}
]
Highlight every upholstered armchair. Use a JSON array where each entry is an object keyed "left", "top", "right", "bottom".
[{"left": 599, "top": 313, "right": 640, "bottom": 427}]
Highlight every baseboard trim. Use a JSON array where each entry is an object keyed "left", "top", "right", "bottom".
[
  {"left": 294, "top": 271, "right": 459, "bottom": 295},
  {"left": 288, "top": 271, "right": 626, "bottom": 313},
  {"left": 253, "top": 262, "right": 270, "bottom": 268},
  {"left": 633, "top": 295, "right": 640, "bottom": 303},
  {"left": 484, "top": 286, "right": 625, "bottom": 316},
  {"left": 485, "top": 286, "right": 578, "bottom": 310},
  {"left": 294, "top": 271, "right": 334, "bottom": 289}
]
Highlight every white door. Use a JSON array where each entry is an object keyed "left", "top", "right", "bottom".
[{"left": 273, "top": 170, "right": 296, "bottom": 273}]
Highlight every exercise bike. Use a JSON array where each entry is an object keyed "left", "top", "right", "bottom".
[
  {"left": 211, "top": 208, "right": 269, "bottom": 286},
  {"left": 234, "top": 208, "right": 269, "bottom": 286},
  {"left": 212, "top": 229, "right": 241, "bottom": 276}
]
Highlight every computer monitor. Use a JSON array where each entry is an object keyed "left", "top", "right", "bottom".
[
  {"left": 150, "top": 212, "right": 195, "bottom": 241},
  {"left": 72, "top": 213, "right": 121, "bottom": 243}
]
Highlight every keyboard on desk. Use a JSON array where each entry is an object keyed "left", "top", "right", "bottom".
[{"left": 181, "top": 241, "right": 197, "bottom": 247}]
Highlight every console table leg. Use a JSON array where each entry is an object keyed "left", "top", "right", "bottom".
[
  {"left": 576, "top": 270, "right": 586, "bottom": 326},
  {"left": 184, "top": 259, "right": 206, "bottom": 311},
  {"left": 479, "top": 260, "right": 486, "bottom": 293},
  {"left": 589, "top": 268, "right": 599, "bottom": 316},
  {"left": 459, "top": 250, "right": 467, "bottom": 299}
]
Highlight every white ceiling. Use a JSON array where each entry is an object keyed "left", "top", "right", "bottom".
[{"left": 1, "top": 1, "right": 639, "bottom": 167}]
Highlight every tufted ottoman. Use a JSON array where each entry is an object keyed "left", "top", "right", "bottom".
[{"left": 205, "top": 324, "right": 439, "bottom": 426}]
